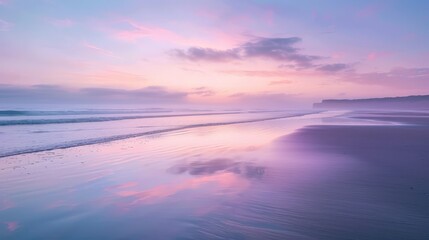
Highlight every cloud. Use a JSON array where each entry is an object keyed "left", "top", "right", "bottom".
[
  {"left": 82, "top": 42, "right": 117, "bottom": 57},
  {"left": 71, "top": 69, "right": 147, "bottom": 83},
  {"left": 0, "top": 85, "right": 188, "bottom": 104},
  {"left": 112, "top": 19, "right": 208, "bottom": 46},
  {"left": 82, "top": 86, "right": 186, "bottom": 101},
  {"left": 345, "top": 67, "right": 429, "bottom": 89},
  {"left": 219, "top": 69, "right": 319, "bottom": 78},
  {"left": 219, "top": 70, "right": 287, "bottom": 77},
  {"left": 316, "top": 63, "right": 350, "bottom": 72},
  {"left": 241, "top": 37, "right": 320, "bottom": 67},
  {"left": 171, "top": 47, "right": 240, "bottom": 62},
  {"left": 190, "top": 87, "right": 215, "bottom": 97},
  {"left": 114, "top": 19, "right": 178, "bottom": 42},
  {"left": 172, "top": 37, "right": 321, "bottom": 67}
]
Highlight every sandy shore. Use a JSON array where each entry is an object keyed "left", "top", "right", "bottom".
[
  {"left": 0, "top": 110, "right": 428, "bottom": 239},
  {"left": 276, "top": 111, "right": 429, "bottom": 239}
]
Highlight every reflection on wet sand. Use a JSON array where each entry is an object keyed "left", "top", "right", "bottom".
[
  {"left": 1, "top": 111, "right": 428, "bottom": 239},
  {"left": 111, "top": 172, "right": 249, "bottom": 207},
  {"left": 5, "top": 222, "right": 19, "bottom": 232},
  {"left": 170, "top": 158, "right": 265, "bottom": 179}
]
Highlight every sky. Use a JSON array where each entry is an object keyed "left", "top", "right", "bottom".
[{"left": 1, "top": 0, "right": 429, "bottom": 108}]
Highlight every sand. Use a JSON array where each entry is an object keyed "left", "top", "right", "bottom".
[{"left": 0, "top": 110, "right": 428, "bottom": 239}]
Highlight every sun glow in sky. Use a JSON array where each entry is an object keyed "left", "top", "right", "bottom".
[{"left": 1, "top": 0, "right": 429, "bottom": 108}]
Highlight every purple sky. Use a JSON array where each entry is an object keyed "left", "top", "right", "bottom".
[{"left": 1, "top": 0, "right": 428, "bottom": 107}]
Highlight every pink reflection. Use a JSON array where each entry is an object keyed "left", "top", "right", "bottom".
[
  {"left": 114, "top": 172, "right": 248, "bottom": 206},
  {"left": 4, "top": 221, "right": 19, "bottom": 232}
]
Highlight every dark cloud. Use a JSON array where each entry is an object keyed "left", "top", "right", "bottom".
[
  {"left": 0, "top": 84, "right": 188, "bottom": 104},
  {"left": 171, "top": 37, "right": 321, "bottom": 68},
  {"left": 171, "top": 47, "right": 240, "bottom": 62},
  {"left": 346, "top": 67, "right": 429, "bottom": 89},
  {"left": 241, "top": 37, "right": 321, "bottom": 67},
  {"left": 317, "top": 63, "right": 350, "bottom": 72}
]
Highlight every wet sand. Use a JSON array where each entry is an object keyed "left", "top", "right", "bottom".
[
  {"left": 276, "top": 112, "right": 429, "bottom": 239},
  {"left": 0, "top": 111, "right": 428, "bottom": 239}
]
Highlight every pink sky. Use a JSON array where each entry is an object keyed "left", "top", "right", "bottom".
[{"left": 0, "top": 0, "right": 428, "bottom": 108}]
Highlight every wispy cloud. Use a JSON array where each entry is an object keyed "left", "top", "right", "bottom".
[
  {"left": 190, "top": 87, "right": 215, "bottom": 97},
  {"left": 114, "top": 19, "right": 178, "bottom": 42},
  {"left": 112, "top": 19, "right": 211, "bottom": 47},
  {"left": 82, "top": 42, "right": 117, "bottom": 58},
  {"left": 219, "top": 69, "right": 319, "bottom": 78},
  {"left": 345, "top": 67, "right": 429, "bottom": 89}
]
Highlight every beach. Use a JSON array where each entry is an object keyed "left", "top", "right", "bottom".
[{"left": 0, "top": 110, "right": 428, "bottom": 239}]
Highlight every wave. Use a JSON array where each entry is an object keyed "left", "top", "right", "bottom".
[
  {"left": 0, "top": 112, "right": 317, "bottom": 158},
  {"left": 0, "top": 111, "right": 245, "bottom": 126}
]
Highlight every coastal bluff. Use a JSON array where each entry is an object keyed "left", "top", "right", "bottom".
[{"left": 314, "top": 95, "right": 429, "bottom": 110}]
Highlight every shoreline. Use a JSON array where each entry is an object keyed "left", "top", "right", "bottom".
[{"left": 1, "top": 110, "right": 428, "bottom": 239}]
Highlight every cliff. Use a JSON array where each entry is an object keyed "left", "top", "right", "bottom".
[{"left": 313, "top": 95, "right": 429, "bottom": 110}]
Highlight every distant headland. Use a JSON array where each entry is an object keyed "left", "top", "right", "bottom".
[{"left": 313, "top": 95, "right": 429, "bottom": 110}]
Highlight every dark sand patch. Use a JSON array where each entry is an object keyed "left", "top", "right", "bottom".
[{"left": 277, "top": 112, "right": 429, "bottom": 239}]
